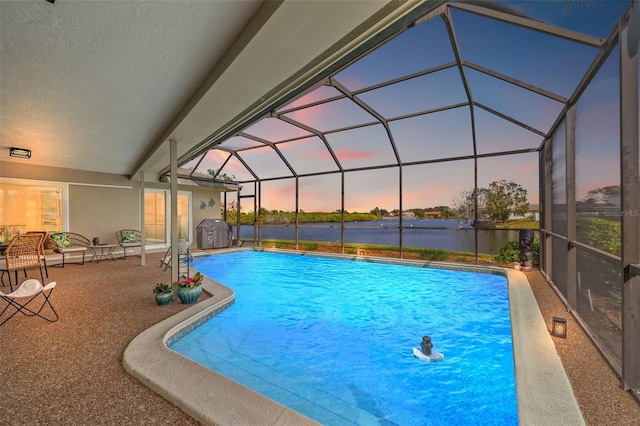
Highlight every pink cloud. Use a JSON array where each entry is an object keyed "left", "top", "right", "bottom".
[
  {"left": 334, "top": 148, "right": 377, "bottom": 161},
  {"left": 284, "top": 86, "right": 339, "bottom": 126},
  {"left": 285, "top": 101, "right": 327, "bottom": 129},
  {"left": 290, "top": 145, "right": 333, "bottom": 160},
  {"left": 284, "top": 85, "right": 341, "bottom": 110},
  {"left": 335, "top": 75, "right": 364, "bottom": 91},
  {"left": 403, "top": 189, "right": 447, "bottom": 208},
  {"left": 255, "top": 180, "right": 296, "bottom": 211}
]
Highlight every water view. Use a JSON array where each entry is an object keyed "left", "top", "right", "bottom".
[{"left": 234, "top": 219, "right": 524, "bottom": 254}]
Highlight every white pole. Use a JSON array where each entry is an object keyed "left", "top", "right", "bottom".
[
  {"left": 139, "top": 171, "right": 146, "bottom": 266},
  {"left": 170, "top": 139, "right": 179, "bottom": 283},
  {"left": 577, "top": 271, "right": 581, "bottom": 291}
]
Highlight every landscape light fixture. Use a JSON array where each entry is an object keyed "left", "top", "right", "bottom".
[
  {"left": 551, "top": 316, "right": 567, "bottom": 338},
  {"left": 9, "top": 147, "right": 31, "bottom": 159}
]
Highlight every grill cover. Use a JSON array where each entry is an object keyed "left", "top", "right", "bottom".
[{"left": 196, "top": 219, "right": 233, "bottom": 249}]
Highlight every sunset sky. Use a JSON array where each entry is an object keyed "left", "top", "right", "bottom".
[{"left": 182, "top": 0, "right": 629, "bottom": 213}]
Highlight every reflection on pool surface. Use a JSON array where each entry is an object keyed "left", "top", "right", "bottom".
[{"left": 170, "top": 251, "right": 517, "bottom": 425}]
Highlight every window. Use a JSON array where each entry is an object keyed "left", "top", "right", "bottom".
[
  {"left": 144, "top": 189, "right": 191, "bottom": 247},
  {"left": 0, "top": 182, "right": 64, "bottom": 243}
]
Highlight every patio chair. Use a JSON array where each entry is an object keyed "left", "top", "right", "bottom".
[
  {"left": 49, "top": 232, "right": 90, "bottom": 267},
  {"left": 160, "top": 238, "right": 192, "bottom": 276},
  {"left": 115, "top": 229, "right": 143, "bottom": 259},
  {"left": 26, "top": 231, "right": 49, "bottom": 278},
  {"left": 0, "top": 234, "right": 46, "bottom": 292},
  {"left": 0, "top": 279, "right": 58, "bottom": 326}
]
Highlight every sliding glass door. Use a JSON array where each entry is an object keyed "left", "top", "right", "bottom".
[{"left": 144, "top": 189, "right": 191, "bottom": 247}]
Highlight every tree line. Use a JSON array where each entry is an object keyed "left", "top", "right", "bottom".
[
  {"left": 224, "top": 180, "right": 532, "bottom": 225},
  {"left": 225, "top": 209, "right": 381, "bottom": 225}
]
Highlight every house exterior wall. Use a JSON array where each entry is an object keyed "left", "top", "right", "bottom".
[
  {"left": 190, "top": 188, "right": 224, "bottom": 233},
  {"left": 69, "top": 184, "right": 140, "bottom": 245},
  {"left": 1, "top": 162, "right": 226, "bottom": 248}
]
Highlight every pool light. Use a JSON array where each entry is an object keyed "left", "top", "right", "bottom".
[{"left": 551, "top": 316, "right": 567, "bottom": 338}]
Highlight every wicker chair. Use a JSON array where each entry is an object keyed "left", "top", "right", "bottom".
[
  {"left": 115, "top": 229, "right": 143, "bottom": 259},
  {"left": 49, "top": 232, "right": 90, "bottom": 267},
  {"left": 25, "top": 231, "right": 49, "bottom": 278},
  {"left": 0, "top": 234, "right": 46, "bottom": 292}
]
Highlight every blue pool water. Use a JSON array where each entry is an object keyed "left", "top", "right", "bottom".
[{"left": 170, "top": 251, "right": 517, "bottom": 425}]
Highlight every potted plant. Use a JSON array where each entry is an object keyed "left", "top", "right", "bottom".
[
  {"left": 153, "top": 283, "right": 173, "bottom": 305},
  {"left": 173, "top": 271, "right": 204, "bottom": 304}
]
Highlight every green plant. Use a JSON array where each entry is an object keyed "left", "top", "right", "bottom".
[
  {"left": 495, "top": 241, "right": 519, "bottom": 264},
  {"left": 173, "top": 272, "right": 204, "bottom": 288},
  {"left": 496, "top": 238, "right": 540, "bottom": 266},
  {"left": 418, "top": 248, "right": 448, "bottom": 261},
  {"left": 304, "top": 243, "right": 319, "bottom": 251},
  {"left": 153, "top": 283, "right": 172, "bottom": 294},
  {"left": 577, "top": 217, "right": 621, "bottom": 256}
]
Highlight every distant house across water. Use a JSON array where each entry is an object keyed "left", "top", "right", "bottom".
[
  {"left": 400, "top": 210, "right": 443, "bottom": 219},
  {"left": 401, "top": 210, "right": 416, "bottom": 219},
  {"left": 509, "top": 204, "right": 539, "bottom": 221}
]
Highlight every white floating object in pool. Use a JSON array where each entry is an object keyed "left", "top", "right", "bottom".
[{"left": 413, "top": 347, "right": 444, "bottom": 362}]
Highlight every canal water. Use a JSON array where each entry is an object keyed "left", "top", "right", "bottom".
[{"left": 234, "top": 219, "right": 525, "bottom": 254}]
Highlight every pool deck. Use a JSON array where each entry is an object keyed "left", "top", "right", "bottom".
[
  {"left": 506, "top": 268, "right": 584, "bottom": 425},
  {"left": 123, "top": 249, "right": 583, "bottom": 425},
  {"left": 123, "top": 269, "right": 317, "bottom": 425},
  {"left": 0, "top": 250, "right": 640, "bottom": 426}
]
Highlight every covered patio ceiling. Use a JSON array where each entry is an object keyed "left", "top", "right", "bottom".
[{"left": 1, "top": 0, "right": 404, "bottom": 178}]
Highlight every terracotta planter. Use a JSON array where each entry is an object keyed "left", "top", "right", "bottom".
[{"left": 176, "top": 285, "right": 202, "bottom": 304}]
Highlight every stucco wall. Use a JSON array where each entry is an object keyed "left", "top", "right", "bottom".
[
  {"left": 190, "top": 187, "right": 223, "bottom": 234},
  {"left": 69, "top": 184, "right": 141, "bottom": 245},
  {"left": 1, "top": 162, "right": 228, "bottom": 248},
  {"left": 70, "top": 182, "right": 224, "bottom": 247}
]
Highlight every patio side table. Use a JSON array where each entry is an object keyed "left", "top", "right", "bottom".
[{"left": 89, "top": 244, "right": 117, "bottom": 263}]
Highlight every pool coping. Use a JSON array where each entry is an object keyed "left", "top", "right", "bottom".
[{"left": 123, "top": 248, "right": 585, "bottom": 425}]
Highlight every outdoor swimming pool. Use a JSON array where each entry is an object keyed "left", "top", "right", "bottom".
[{"left": 169, "top": 251, "right": 517, "bottom": 425}]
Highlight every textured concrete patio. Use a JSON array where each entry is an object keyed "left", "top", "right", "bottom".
[{"left": 1, "top": 251, "right": 639, "bottom": 425}]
